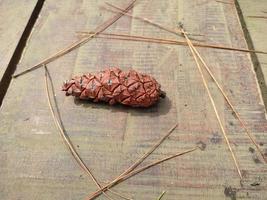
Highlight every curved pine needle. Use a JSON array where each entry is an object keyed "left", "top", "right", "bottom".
[
  {"left": 13, "top": 0, "right": 139, "bottom": 78},
  {"left": 44, "top": 66, "right": 136, "bottom": 200},
  {"left": 181, "top": 30, "right": 243, "bottom": 179}
]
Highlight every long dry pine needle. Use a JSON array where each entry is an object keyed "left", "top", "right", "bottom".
[
  {"left": 44, "top": 66, "right": 131, "bottom": 200},
  {"left": 184, "top": 34, "right": 267, "bottom": 163},
  {"left": 44, "top": 67, "right": 112, "bottom": 200},
  {"left": 85, "top": 147, "right": 199, "bottom": 200},
  {"left": 118, "top": 148, "right": 199, "bottom": 185},
  {"left": 13, "top": 0, "right": 139, "bottom": 78},
  {"left": 215, "top": 0, "right": 234, "bottom": 4},
  {"left": 247, "top": 16, "right": 267, "bottom": 19},
  {"left": 115, "top": 123, "right": 178, "bottom": 180},
  {"left": 85, "top": 123, "right": 177, "bottom": 200},
  {"left": 181, "top": 30, "right": 243, "bottom": 179},
  {"left": 107, "top": 189, "right": 133, "bottom": 200},
  {"left": 104, "top": 2, "right": 192, "bottom": 37},
  {"left": 77, "top": 31, "right": 267, "bottom": 55},
  {"left": 103, "top": 3, "right": 204, "bottom": 42}
]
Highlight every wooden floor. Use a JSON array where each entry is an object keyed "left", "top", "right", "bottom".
[{"left": 0, "top": 0, "right": 267, "bottom": 199}]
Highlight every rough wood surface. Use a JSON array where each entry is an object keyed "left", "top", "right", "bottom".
[
  {"left": 0, "top": 0, "right": 38, "bottom": 83},
  {"left": 0, "top": 0, "right": 267, "bottom": 199}
]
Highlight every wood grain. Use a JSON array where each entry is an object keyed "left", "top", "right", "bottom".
[{"left": 0, "top": 0, "right": 267, "bottom": 199}]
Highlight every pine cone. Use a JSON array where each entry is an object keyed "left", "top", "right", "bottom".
[{"left": 62, "top": 67, "right": 165, "bottom": 107}]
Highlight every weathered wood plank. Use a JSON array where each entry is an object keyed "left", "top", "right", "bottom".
[
  {"left": 0, "top": 0, "right": 267, "bottom": 200},
  {"left": 0, "top": 0, "right": 38, "bottom": 85}
]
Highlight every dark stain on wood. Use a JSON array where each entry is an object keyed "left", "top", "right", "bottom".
[
  {"left": 252, "top": 154, "right": 261, "bottom": 164},
  {"left": 210, "top": 132, "right": 222, "bottom": 144},
  {"left": 224, "top": 186, "right": 237, "bottom": 200},
  {"left": 248, "top": 147, "right": 255, "bottom": 153}
]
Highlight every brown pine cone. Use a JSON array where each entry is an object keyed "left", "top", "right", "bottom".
[{"left": 62, "top": 67, "right": 165, "bottom": 107}]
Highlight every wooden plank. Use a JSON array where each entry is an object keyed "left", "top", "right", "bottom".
[
  {"left": 1, "top": 0, "right": 267, "bottom": 199},
  {"left": 0, "top": 0, "right": 38, "bottom": 83}
]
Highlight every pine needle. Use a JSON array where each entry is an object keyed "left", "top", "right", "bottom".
[
  {"left": 77, "top": 31, "right": 267, "bottom": 55},
  {"left": 247, "top": 16, "right": 267, "bottom": 19},
  {"left": 181, "top": 29, "right": 243, "bottom": 179},
  {"left": 85, "top": 147, "right": 199, "bottom": 200},
  {"left": 183, "top": 34, "right": 267, "bottom": 164},
  {"left": 84, "top": 123, "right": 177, "bottom": 200},
  {"left": 118, "top": 148, "right": 199, "bottom": 184},
  {"left": 103, "top": 2, "right": 203, "bottom": 38},
  {"left": 44, "top": 66, "right": 131, "bottom": 200},
  {"left": 114, "top": 123, "right": 178, "bottom": 180},
  {"left": 215, "top": 0, "right": 234, "bottom": 5},
  {"left": 157, "top": 191, "right": 166, "bottom": 200},
  {"left": 13, "top": 0, "right": 139, "bottom": 78},
  {"left": 107, "top": 189, "right": 133, "bottom": 200}
]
